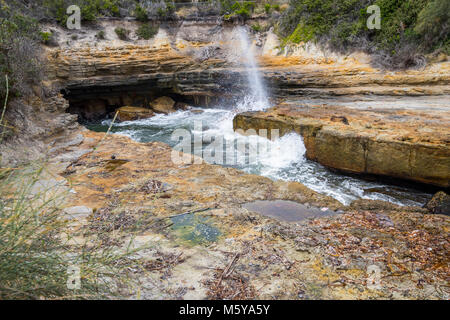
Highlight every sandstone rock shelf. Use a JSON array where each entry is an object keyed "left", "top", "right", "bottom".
[
  {"left": 48, "top": 44, "right": 450, "bottom": 104},
  {"left": 53, "top": 129, "right": 449, "bottom": 299},
  {"left": 233, "top": 99, "right": 450, "bottom": 188}
]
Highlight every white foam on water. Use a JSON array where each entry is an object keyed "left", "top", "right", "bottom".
[{"left": 258, "top": 133, "right": 306, "bottom": 175}]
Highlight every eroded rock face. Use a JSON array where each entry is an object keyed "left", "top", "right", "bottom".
[
  {"left": 0, "top": 94, "right": 80, "bottom": 167},
  {"left": 233, "top": 101, "right": 450, "bottom": 188},
  {"left": 117, "top": 106, "right": 155, "bottom": 122}
]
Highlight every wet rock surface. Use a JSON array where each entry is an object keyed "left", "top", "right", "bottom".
[{"left": 53, "top": 130, "right": 449, "bottom": 300}]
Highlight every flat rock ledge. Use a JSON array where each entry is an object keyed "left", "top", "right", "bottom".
[
  {"left": 53, "top": 130, "right": 449, "bottom": 300},
  {"left": 233, "top": 103, "right": 450, "bottom": 188}
]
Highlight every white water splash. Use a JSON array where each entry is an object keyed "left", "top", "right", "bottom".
[{"left": 234, "top": 27, "right": 269, "bottom": 112}]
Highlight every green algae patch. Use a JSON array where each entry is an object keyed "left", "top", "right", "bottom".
[{"left": 169, "top": 214, "right": 222, "bottom": 247}]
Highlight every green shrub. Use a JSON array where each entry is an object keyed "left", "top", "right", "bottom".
[
  {"left": 136, "top": 24, "right": 159, "bottom": 40},
  {"left": 278, "top": 0, "right": 448, "bottom": 68},
  {"left": 134, "top": 5, "right": 148, "bottom": 22},
  {"left": 96, "top": 30, "right": 106, "bottom": 40},
  {"left": 42, "top": 0, "right": 121, "bottom": 26},
  {"left": 222, "top": 1, "right": 254, "bottom": 20},
  {"left": 251, "top": 23, "right": 262, "bottom": 32},
  {"left": 40, "top": 31, "right": 53, "bottom": 44},
  {"left": 236, "top": 7, "right": 251, "bottom": 19},
  {"left": 0, "top": 2, "right": 43, "bottom": 98},
  {"left": 414, "top": 0, "right": 450, "bottom": 50},
  {"left": 264, "top": 3, "right": 271, "bottom": 14},
  {"left": 220, "top": 0, "right": 235, "bottom": 14},
  {"left": 156, "top": 2, "right": 176, "bottom": 19},
  {"left": 114, "top": 27, "right": 129, "bottom": 40}
]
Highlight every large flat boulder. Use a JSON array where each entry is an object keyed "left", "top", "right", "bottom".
[{"left": 117, "top": 106, "right": 154, "bottom": 122}]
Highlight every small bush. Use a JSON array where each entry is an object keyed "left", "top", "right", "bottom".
[
  {"left": 40, "top": 31, "right": 53, "bottom": 44},
  {"left": 414, "top": 0, "right": 450, "bottom": 51},
  {"left": 134, "top": 5, "right": 148, "bottom": 22},
  {"left": 251, "top": 23, "right": 262, "bottom": 32},
  {"left": 42, "top": 0, "right": 121, "bottom": 25},
  {"left": 136, "top": 24, "right": 159, "bottom": 40},
  {"left": 222, "top": 1, "right": 254, "bottom": 21},
  {"left": 114, "top": 27, "right": 129, "bottom": 40},
  {"left": 0, "top": 4, "right": 43, "bottom": 98},
  {"left": 96, "top": 30, "right": 106, "bottom": 40},
  {"left": 155, "top": 2, "right": 176, "bottom": 19}
]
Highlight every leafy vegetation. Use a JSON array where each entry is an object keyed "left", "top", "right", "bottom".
[
  {"left": 134, "top": 4, "right": 148, "bottom": 21},
  {"left": 136, "top": 23, "right": 159, "bottom": 40},
  {"left": 115, "top": 27, "right": 129, "bottom": 40},
  {"left": 251, "top": 23, "right": 262, "bottom": 32},
  {"left": 42, "top": 0, "right": 121, "bottom": 26},
  {"left": 96, "top": 30, "right": 106, "bottom": 40},
  {"left": 222, "top": 1, "right": 255, "bottom": 20},
  {"left": 40, "top": 31, "right": 53, "bottom": 44},
  {"left": 0, "top": 1, "right": 43, "bottom": 98},
  {"left": 132, "top": 1, "right": 177, "bottom": 20},
  {"left": 278, "top": 0, "right": 450, "bottom": 68},
  {"left": 414, "top": 0, "right": 450, "bottom": 52},
  {"left": 156, "top": 2, "right": 176, "bottom": 19}
]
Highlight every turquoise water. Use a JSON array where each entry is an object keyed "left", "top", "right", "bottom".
[{"left": 170, "top": 214, "right": 221, "bottom": 246}]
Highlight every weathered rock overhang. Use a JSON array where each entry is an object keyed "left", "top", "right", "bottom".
[
  {"left": 60, "top": 69, "right": 250, "bottom": 121},
  {"left": 233, "top": 111, "right": 450, "bottom": 188}
]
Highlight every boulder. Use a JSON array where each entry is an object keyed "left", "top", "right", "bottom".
[
  {"left": 174, "top": 101, "right": 189, "bottom": 110},
  {"left": 150, "top": 96, "right": 176, "bottom": 114},
  {"left": 116, "top": 106, "right": 154, "bottom": 122},
  {"left": 425, "top": 191, "right": 450, "bottom": 215}
]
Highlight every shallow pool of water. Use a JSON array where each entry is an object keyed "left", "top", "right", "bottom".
[{"left": 170, "top": 214, "right": 221, "bottom": 246}]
